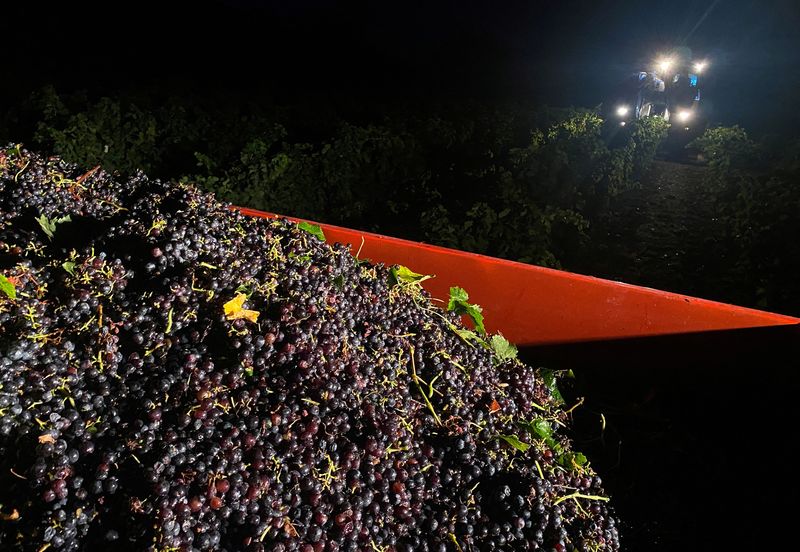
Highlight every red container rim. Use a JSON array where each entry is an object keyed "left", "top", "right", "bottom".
[{"left": 237, "top": 207, "right": 800, "bottom": 346}]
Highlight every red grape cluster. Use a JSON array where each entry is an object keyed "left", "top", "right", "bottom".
[{"left": 0, "top": 146, "right": 619, "bottom": 551}]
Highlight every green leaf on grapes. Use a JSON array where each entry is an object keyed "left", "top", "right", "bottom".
[
  {"left": 235, "top": 284, "right": 253, "bottom": 298},
  {"left": 62, "top": 261, "right": 76, "bottom": 276},
  {"left": 333, "top": 274, "right": 345, "bottom": 291},
  {"left": 497, "top": 434, "right": 530, "bottom": 453},
  {"left": 490, "top": 334, "right": 517, "bottom": 361},
  {"left": 244, "top": 366, "right": 254, "bottom": 378},
  {"left": 557, "top": 451, "right": 588, "bottom": 471},
  {"left": 0, "top": 274, "right": 16, "bottom": 300},
  {"left": 288, "top": 251, "right": 312, "bottom": 264},
  {"left": 36, "top": 214, "right": 71, "bottom": 240},
  {"left": 447, "top": 286, "right": 469, "bottom": 309},
  {"left": 297, "top": 221, "right": 325, "bottom": 241},
  {"left": 447, "top": 286, "right": 486, "bottom": 335},
  {"left": 540, "top": 368, "right": 565, "bottom": 405},
  {"left": 451, "top": 326, "right": 480, "bottom": 344},
  {"left": 519, "top": 418, "right": 553, "bottom": 441},
  {"left": 463, "top": 305, "right": 484, "bottom": 335},
  {"left": 389, "top": 265, "right": 432, "bottom": 286}
]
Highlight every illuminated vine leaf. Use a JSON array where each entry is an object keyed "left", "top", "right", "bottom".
[
  {"left": 36, "top": 214, "right": 71, "bottom": 240},
  {"left": 497, "top": 434, "right": 530, "bottom": 453},
  {"left": 0, "top": 274, "right": 16, "bottom": 300},
  {"left": 452, "top": 327, "right": 479, "bottom": 342},
  {"left": 389, "top": 265, "right": 432, "bottom": 287},
  {"left": 540, "top": 368, "right": 565, "bottom": 405},
  {"left": 447, "top": 286, "right": 485, "bottom": 334},
  {"left": 557, "top": 451, "right": 588, "bottom": 471},
  {"left": 490, "top": 334, "right": 517, "bottom": 362},
  {"left": 447, "top": 286, "right": 469, "bottom": 309},
  {"left": 519, "top": 418, "right": 553, "bottom": 441},
  {"left": 223, "top": 293, "right": 260, "bottom": 323},
  {"left": 297, "top": 221, "right": 325, "bottom": 241}
]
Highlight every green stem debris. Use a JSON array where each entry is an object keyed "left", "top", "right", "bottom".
[
  {"left": 553, "top": 492, "right": 610, "bottom": 506},
  {"left": 409, "top": 345, "right": 442, "bottom": 426}
]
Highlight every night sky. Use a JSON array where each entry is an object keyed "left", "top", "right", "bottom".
[{"left": 3, "top": 0, "right": 800, "bottom": 133}]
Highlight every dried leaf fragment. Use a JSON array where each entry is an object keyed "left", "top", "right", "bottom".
[
  {"left": 1, "top": 508, "right": 20, "bottom": 521},
  {"left": 223, "top": 293, "right": 260, "bottom": 323}
]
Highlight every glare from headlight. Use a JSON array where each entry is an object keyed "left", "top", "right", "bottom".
[
  {"left": 658, "top": 58, "right": 672, "bottom": 73},
  {"left": 616, "top": 106, "right": 629, "bottom": 117},
  {"left": 693, "top": 61, "right": 707, "bottom": 73},
  {"left": 677, "top": 111, "right": 691, "bottom": 122}
]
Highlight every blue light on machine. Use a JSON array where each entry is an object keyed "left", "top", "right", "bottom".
[{"left": 689, "top": 74, "right": 698, "bottom": 87}]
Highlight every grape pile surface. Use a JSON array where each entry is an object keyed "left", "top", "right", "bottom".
[{"left": 0, "top": 146, "right": 619, "bottom": 551}]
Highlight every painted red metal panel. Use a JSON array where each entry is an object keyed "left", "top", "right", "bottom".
[{"left": 238, "top": 207, "right": 800, "bottom": 346}]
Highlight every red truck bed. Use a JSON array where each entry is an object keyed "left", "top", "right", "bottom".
[{"left": 238, "top": 207, "right": 800, "bottom": 346}]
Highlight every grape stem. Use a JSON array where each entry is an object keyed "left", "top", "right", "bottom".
[
  {"left": 553, "top": 492, "right": 610, "bottom": 506},
  {"left": 408, "top": 345, "right": 442, "bottom": 426}
]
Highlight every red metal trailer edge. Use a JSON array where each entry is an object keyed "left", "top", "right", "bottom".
[{"left": 238, "top": 207, "right": 800, "bottom": 347}]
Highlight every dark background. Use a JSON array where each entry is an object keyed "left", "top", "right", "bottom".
[{"left": 3, "top": 0, "right": 800, "bottom": 133}]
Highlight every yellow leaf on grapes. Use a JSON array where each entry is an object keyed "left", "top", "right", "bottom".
[{"left": 223, "top": 293, "right": 260, "bottom": 323}]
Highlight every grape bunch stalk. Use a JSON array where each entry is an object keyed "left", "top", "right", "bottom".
[{"left": 0, "top": 145, "right": 619, "bottom": 551}]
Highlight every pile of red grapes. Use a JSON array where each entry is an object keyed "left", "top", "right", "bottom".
[{"left": 0, "top": 146, "right": 619, "bottom": 551}]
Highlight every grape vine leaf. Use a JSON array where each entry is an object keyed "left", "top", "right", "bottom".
[
  {"left": 452, "top": 326, "right": 480, "bottom": 343},
  {"left": 62, "top": 262, "right": 76, "bottom": 276},
  {"left": 0, "top": 274, "right": 16, "bottom": 300},
  {"left": 297, "top": 221, "right": 325, "bottom": 241},
  {"left": 540, "top": 368, "right": 565, "bottom": 405},
  {"left": 389, "top": 265, "right": 432, "bottom": 286},
  {"left": 490, "top": 334, "right": 517, "bottom": 361},
  {"left": 557, "top": 451, "right": 588, "bottom": 471},
  {"left": 223, "top": 293, "right": 260, "bottom": 323},
  {"left": 497, "top": 434, "right": 531, "bottom": 453},
  {"left": 447, "top": 286, "right": 469, "bottom": 309},
  {"left": 36, "top": 214, "right": 71, "bottom": 240},
  {"left": 519, "top": 418, "right": 553, "bottom": 441},
  {"left": 234, "top": 284, "right": 253, "bottom": 298},
  {"left": 288, "top": 251, "right": 312, "bottom": 264},
  {"left": 447, "top": 286, "right": 485, "bottom": 335}
]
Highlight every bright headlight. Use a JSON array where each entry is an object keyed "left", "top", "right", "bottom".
[
  {"left": 658, "top": 58, "right": 673, "bottom": 73},
  {"left": 693, "top": 61, "right": 707, "bottom": 73},
  {"left": 677, "top": 111, "right": 691, "bottom": 122},
  {"left": 616, "top": 106, "right": 629, "bottom": 117}
]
